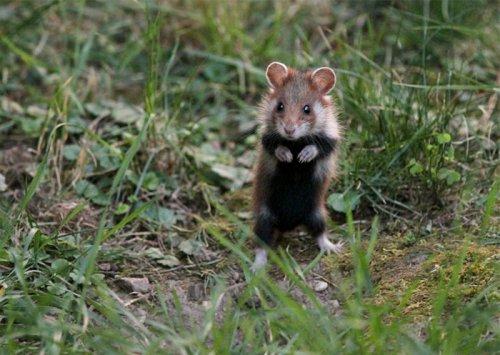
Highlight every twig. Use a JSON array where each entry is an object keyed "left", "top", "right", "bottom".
[{"left": 158, "top": 258, "right": 223, "bottom": 273}]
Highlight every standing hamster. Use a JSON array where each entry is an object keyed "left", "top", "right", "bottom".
[{"left": 251, "top": 62, "right": 343, "bottom": 271}]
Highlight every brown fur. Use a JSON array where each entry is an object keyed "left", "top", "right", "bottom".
[{"left": 253, "top": 64, "right": 340, "bottom": 218}]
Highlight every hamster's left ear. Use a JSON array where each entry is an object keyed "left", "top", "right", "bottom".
[{"left": 311, "top": 67, "right": 336, "bottom": 94}]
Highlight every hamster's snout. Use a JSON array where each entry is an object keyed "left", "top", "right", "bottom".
[{"left": 284, "top": 126, "right": 295, "bottom": 136}]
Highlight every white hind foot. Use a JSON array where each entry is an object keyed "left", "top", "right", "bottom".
[
  {"left": 251, "top": 248, "right": 268, "bottom": 272},
  {"left": 317, "top": 233, "right": 344, "bottom": 254}
]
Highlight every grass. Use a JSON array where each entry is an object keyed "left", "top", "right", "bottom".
[{"left": 0, "top": 0, "right": 498, "bottom": 353}]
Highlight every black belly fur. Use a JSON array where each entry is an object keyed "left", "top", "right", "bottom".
[
  {"left": 267, "top": 159, "right": 320, "bottom": 231},
  {"left": 254, "top": 132, "right": 337, "bottom": 245},
  {"left": 264, "top": 136, "right": 331, "bottom": 232}
]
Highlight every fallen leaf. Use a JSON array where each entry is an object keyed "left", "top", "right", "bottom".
[
  {"left": 141, "top": 206, "right": 177, "bottom": 228},
  {"left": 74, "top": 180, "right": 109, "bottom": 206},
  {"left": 144, "top": 247, "right": 164, "bottom": 260},
  {"left": 143, "top": 247, "right": 180, "bottom": 267},
  {"left": 179, "top": 239, "right": 203, "bottom": 256},
  {"left": 327, "top": 191, "right": 361, "bottom": 213},
  {"left": 211, "top": 163, "right": 251, "bottom": 190},
  {"left": 157, "top": 255, "right": 181, "bottom": 267},
  {"left": 85, "top": 102, "right": 111, "bottom": 117},
  {"left": 114, "top": 203, "right": 130, "bottom": 215},
  {"left": 51, "top": 259, "right": 70, "bottom": 275},
  {"left": 1, "top": 97, "right": 23, "bottom": 114},
  {"left": 107, "top": 101, "right": 143, "bottom": 124},
  {"left": 62, "top": 144, "right": 81, "bottom": 161},
  {"left": 26, "top": 105, "right": 48, "bottom": 117}
]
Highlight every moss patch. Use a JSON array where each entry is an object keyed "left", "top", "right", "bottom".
[{"left": 369, "top": 236, "right": 497, "bottom": 319}]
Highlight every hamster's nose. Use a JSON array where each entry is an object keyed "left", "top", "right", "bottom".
[{"left": 284, "top": 127, "right": 295, "bottom": 135}]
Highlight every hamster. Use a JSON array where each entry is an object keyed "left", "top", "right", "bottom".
[{"left": 251, "top": 62, "right": 343, "bottom": 271}]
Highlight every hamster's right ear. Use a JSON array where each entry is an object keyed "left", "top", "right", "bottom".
[{"left": 266, "top": 62, "right": 288, "bottom": 88}]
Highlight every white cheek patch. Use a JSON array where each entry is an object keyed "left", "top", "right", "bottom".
[
  {"left": 294, "top": 122, "right": 311, "bottom": 139},
  {"left": 313, "top": 100, "right": 340, "bottom": 139},
  {"left": 313, "top": 101, "right": 328, "bottom": 125},
  {"left": 258, "top": 98, "right": 277, "bottom": 125}
]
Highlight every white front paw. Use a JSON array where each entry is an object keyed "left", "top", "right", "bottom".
[
  {"left": 275, "top": 145, "right": 293, "bottom": 162},
  {"left": 298, "top": 145, "right": 319, "bottom": 163}
]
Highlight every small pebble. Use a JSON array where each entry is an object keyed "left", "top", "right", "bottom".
[
  {"left": 231, "top": 270, "right": 241, "bottom": 282},
  {"left": 118, "top": 277, "right": 150, "bottom": 293},
  {"left": 98, "top": 263, "right": 111, "bottom": 271},
  {"left": 313, "top": 280, "right": 328, "bottom": 292}
]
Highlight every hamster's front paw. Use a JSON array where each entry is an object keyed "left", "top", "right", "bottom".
[
  {"left": 275, "top": 145, "right": 293, "bottom": 162},
  {"left": 298, "top": 145, "right": 319, "bottom": 163}
]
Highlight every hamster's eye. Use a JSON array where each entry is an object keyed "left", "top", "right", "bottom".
[
  {"left": 276, "top": 102, "right": 284, "bottom": 112},
  {"left": 303, "top": 105, "right": 311, "bottom": 114}
]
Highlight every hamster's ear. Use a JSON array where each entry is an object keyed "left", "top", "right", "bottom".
[
  {"left": 266, "top": 62, "right": 288, "bottom": 88},
  {"left": 311, "top": 67, "right": 336, "bottom": 94}
]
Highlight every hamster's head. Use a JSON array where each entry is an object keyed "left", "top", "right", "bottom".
[{"left": 261, "top": 62, "right": 336, "bottom": 140}]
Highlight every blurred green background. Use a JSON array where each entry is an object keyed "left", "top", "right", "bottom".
[{"left": 0, "top": 0, "right": 498, "bottom": 353}]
